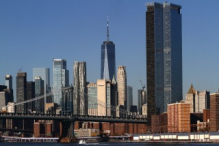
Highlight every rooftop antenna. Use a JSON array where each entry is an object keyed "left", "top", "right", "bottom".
[
  {"left": 18, "top": 67, "right": 22, "bottom": 73},
  {"left": 107, "top": 16, "right": 109, "bottom": 42}
]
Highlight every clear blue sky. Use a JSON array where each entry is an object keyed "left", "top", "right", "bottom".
[{"left": 0, "top": 0, "right": 219, "bottom": 105}]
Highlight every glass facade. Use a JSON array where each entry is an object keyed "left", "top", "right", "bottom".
[
  {"left": 33, "top": 68, "right": 50, "bottom": 104},
  {"left": 101, "top": 41, "right": 116, "bottom": 81},
  {"left": 146, "top": 2, "right": 182, "bottom": 119},
  {"left": 35, "top": 77, "right": 44, "bottom": 112},
  {"left": 127, "top": 86, "right": 133, "bottom": 112},
  {"left": 53, "top": 59, "right": 69, "bottom": 106},
  {"left": 26, "top": 81, "right": 35, "bottom": 111},
  {"left": 88, "top": 86, "right": 97, "bottom": 109}
]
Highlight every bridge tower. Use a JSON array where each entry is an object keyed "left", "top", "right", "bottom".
[{"left": 59, "top": 121, "right": 77, "bottom": 143}]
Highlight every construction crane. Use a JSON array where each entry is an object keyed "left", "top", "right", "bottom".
[{"left": 139, "top": 80, "right": 145, "bottom": 90}]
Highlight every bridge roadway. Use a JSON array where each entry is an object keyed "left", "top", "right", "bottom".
[{"left": 0, "top": 113, "right": 147, "bottom": 123}]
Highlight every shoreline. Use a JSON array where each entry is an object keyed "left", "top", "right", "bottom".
[{"left": 1, "top": 140, "right": 219, "bottom": 143}]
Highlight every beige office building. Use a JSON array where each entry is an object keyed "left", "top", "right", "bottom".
[
  {"left": 87, "top": 79, "right": 115, "bottom": 116},
  {"left": 117, "top": 66, "right": 127, "bottom": 109},
  {"left": 185, "top": 84, "right": 196, "bottom": 113},
  {"left": 185, "top": 84, "right": 210, "bottom": 113}
]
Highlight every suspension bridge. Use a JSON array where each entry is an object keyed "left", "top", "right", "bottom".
[{"left": 0, "top": 87, "right": 147, "bottom": 143}]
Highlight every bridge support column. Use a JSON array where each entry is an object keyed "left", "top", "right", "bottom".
[{"left": 59, "top": 121, "right": 77, "bottom": 143}]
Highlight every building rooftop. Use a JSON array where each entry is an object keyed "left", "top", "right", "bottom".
[{"left": 187, "top": 84, "right": 196, "bottom": 94}]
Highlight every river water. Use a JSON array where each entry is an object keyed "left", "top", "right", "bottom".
[{"left": 0, "top": 142, "right": 218, "bottom": 146}]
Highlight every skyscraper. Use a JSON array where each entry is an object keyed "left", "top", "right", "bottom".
[
  {"left": 185, "top": 84, "right": 196, "bottom": 113},
  {"left": 117, "top": 66, "right": 127, "bottom": 110},
  {"left": 138, "top": 89, "right": 146, "bottom": 114},
  {"left": 35, "top": 76, "right": 44, "bottom": 112},
  {"left": 16, "top": 72, "right": 27, "bottom": 112},
  {"left": 127, "top": 86, "right": 133, "bottom": 112},
  {"left": 87, "top": 82, "right": 97, "bottom": 116},
  {"left": 97, "top": 79, "right": 113, "bottom": 116},
  {"left": 5, "top": 75, "right": 12, "bottom": 90},
  {"left": 185, "top": 84, "right": 210, "bottom": 113},
  {"left": 26, "top": 81, "right": 35, "bottom": 111},
  {"left": 33, "top": 68, "right": 50, "bottom": 104},
  {"left": 101, "top": 18, "right": 116, "bottom": 81},
  {"left": 53, "top": 59, "right": 69, "bottom": 106},
  {"left": 5, "top": 75, "right": 13, "bottom": 102},
  {"left": 146, "top": 2, "right": 182, "bottom": 123},
  {"left": 87, "top": 79, "right": 117, "bottom": 117},
  {"left": 73, "top": 61, "right": 87, "bottom": 115}
]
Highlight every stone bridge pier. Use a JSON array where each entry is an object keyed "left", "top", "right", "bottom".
[{"left": 59, "top": 120, "right": 77, "bottom": 143}]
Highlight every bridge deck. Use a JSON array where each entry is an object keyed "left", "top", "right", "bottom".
[{"left": 0, "top": 113, "right": 147, "bottom": 123}]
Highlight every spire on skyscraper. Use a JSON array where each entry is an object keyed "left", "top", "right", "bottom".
[{"left": 107, "top": 16, "right": 109, "bottom": 42}]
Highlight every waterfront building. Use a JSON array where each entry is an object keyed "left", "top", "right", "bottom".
[
  {"left": 53, "top": 59, "right": 69, "bottom": 106},
  {"left": 101, "top": 19, "right": 116, "bottom": 81},
  {"left": 167, "top": 101, "right": 190, "bottom": 133},
  {"left": 16, "top": 72, "right": 27, "bottom": 112},
  {"left": 210, "top": 92, "right": 219, "bottom": 132},
  {"left": 35, "top": 77, "right": 44, "bottom": 112},
  {"left": 73, "top": 61, "right": 87, "bottom": 115},
  {"left": 146, "top": 2, "right": 182, "bottom": 124},
  {"left": 127, "top": 86, "right": 133, "bottom": 112},
  {"left": 117, "top": 66, "right": 127, "bottom": 109}
]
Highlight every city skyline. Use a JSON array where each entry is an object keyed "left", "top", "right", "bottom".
[{"left": 1, "top": 0, "right": 219, "bottom": 106}]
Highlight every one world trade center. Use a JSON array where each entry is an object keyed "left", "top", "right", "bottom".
[{"left": 100, "top": 18, "right": 116, "bottom": 81}]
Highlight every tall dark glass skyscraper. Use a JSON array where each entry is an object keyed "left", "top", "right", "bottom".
[
  {"left": 101, "top": 19, "right": 116, "bottom": 81},
  {"left": 16, "top": 72, "right": 27, "bottom": 112},
  {"left": 146, "top": 2, "right": 182, "bottom": 123}
]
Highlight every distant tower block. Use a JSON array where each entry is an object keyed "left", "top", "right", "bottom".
[{"left": 117, "top": 66, "right": 127, "bottom": 110}]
